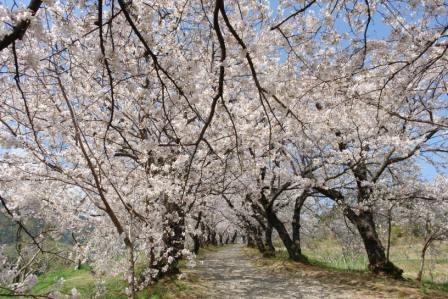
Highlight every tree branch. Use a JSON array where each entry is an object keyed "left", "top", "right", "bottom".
[{"left": 0, "top": 0, "right": 42, "bottom": 52}]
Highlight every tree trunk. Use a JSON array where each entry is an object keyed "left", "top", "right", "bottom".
[
  {"left": 255, "top": 237, "right": 266, "bottom": 253},
  {"left": 386, "top": 208, "right": 392, "bottom": 262},
  {"left": 292, "top": 193, "right": 307, "bottom": 255},
  {"left": 127, "top": 244, "right": 136, "bottom": 299},
  {"left": 192, "top": 212, "right": 202, "bottom": 254},
  {"left": 247, "top": 234, "right": 256, "bottom": 248},
  {"left": 193, "top": 236, "right": 200, "bottom": 254},
  {"left": 252, "top": 226, "right": 267, "bottom": 253},
  {"left": 417, "top": 235, "right": 433, "bottom": 282},
  {"left": 264, "top": 223, "right": 275, "bottom": 257},
  {"left": 210, "top": 231, "right": 217, "bottom": 246},
  {"left": 231, "top": 231, "right": 238, "bottom": 243},
  {"left": 345, "top": 208, "right": 403, "bottom": 278},
  {"left": 265, "top": 206, "right": 307, "bottom": 263},
  {"left": 161, "top": 197, "right": 185, "bottom": 275}
]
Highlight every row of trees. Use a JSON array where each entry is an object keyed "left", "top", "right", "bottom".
[{"left": 0, "top": 0, "right": 447, "bottom": 297}]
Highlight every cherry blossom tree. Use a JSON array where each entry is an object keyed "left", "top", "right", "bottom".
[{"left": 0, "top": 1, "right": 447, "bottom": 294}]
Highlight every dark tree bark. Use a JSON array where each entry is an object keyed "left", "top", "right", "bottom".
[
  {"left": 417, "top": 218, "right": 443, "bottom": 282},
  {"left": 386, "top": 207, "right": 393, "bottom": 262},
  {"left": 315, "top": 183, "right": 403, "bottom": 278},
  {"left": 231, "top": 231, "right": 238, "bottom": 243},
  {"left": 417, "top": 238, "right": 431, "bottom": 282},
  {"left": 254, "top": 227, "right": 267, "bottom": 253},
  {"left": 0, "top": 0, "right": 42, "bottom": 52},
  {"left": 192, "top": 232, "right": 201, "bottom": 254},
  {"left": 192, "top": 212, "right": 202, "bottom": 254},
  {"left": 247, "top": 234, "right": 256, "bottom": 248},
  {"left": 161, "top": 197, "right": 185, "bottom": 275},
  {"left": 211, "top": 231, "right": 217, "bottom": 245},
  {"left": 260, "top": 190, "right": 308, "bottom": 263},
  {"left": 292, "top": 192, "right": 307, "bottom": 254},
  {"left": 263, "top": 223, "right": 275, "bottom": 257},
  {"left": 344, "top": 207, "right": 403, "bottom": 278},
  {"left": 265, "top": 204, "right": 307, "bottom": 262}
]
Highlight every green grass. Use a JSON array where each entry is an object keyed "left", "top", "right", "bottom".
[
  {"left": 303, "top": 249, "right": 368, "bottom": 272},
  {"left": 247, "top": 245, "right": 448, "bottom": 298},
  {"left": 24, "top": 254, "right": 204, "bottom": 299},
  {"left": 270, "top": 232, "right": 448, "bottom": 296},
  {"left": 306, "top": 255, "right": 368, "bottom": 273},
  {"left": 29, "top": 264, "right": 194, "bottom": 298},
  {"left": 29, "top": 263, "right": 139, "bottom": 298},
  {"left": 297, "top": 235, "right": 448, "bottom": 283},
  {"left": 142, "top": 276, "right": 193, "bottom": 299},
  {"left": 292, "top": 236, "right": 448, "bottom": 295},
  {"left": 422, "top": 281, "right": 448, "bottom": 293},
  {"left": 31, "top": 264, "right": 118, "bottom": 298},
  {"left": 261, "top": 246, "right": 367, "bottom": 274},
  {"left": 30, "top": 263, "right": 198, "bottom": 299}
]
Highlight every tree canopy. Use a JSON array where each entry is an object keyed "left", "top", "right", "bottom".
[{"left": 0, "top": 0, "right": 447, "bottom": 297}]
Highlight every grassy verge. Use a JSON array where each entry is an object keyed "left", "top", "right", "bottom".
[
  {"left": 30, "top": 264, "right": 127, "bottom": 298},
  {"left": 421, "top": 281, "right": 448, "bottom": 293},
  {"left": 28, "top": 266, "right": 202, "bottom": 299},
  {"left": 246, "top": 246, "right": 448, "bottom": 299},
  {"left": 1, "top": 245, "right": 229, "bottom": 299},
  {"left": 16, "top": 251, "right": 212, "bottom": 299},
  {"left": 141, "top": 274, "right": 205, "bottom": 299},
  {"left": 298, "top": 237, "right": 448, "bottom": 283}
]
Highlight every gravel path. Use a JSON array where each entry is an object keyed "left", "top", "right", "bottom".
[{"left": 187, "top": 245, "right": 390, "bottom": 299}]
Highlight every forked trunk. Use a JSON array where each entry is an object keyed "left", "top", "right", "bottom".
[{"left": 265, "top": 206, "right": 307, "bottom": 263}]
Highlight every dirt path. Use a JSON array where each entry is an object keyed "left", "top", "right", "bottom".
[{"left": 185, "top": 245, "right": 429, "bottom": 299}]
